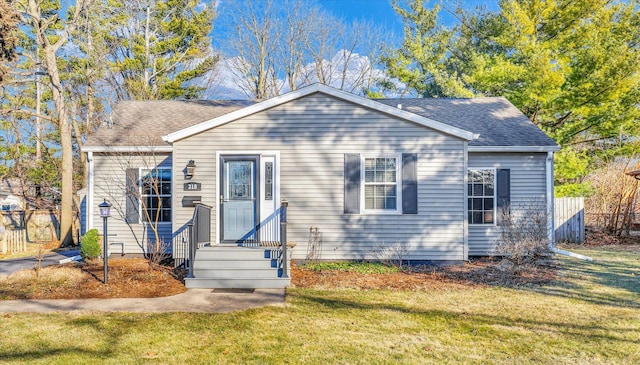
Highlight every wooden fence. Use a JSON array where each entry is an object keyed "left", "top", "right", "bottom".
[
  {"left": 555, "top": 197, "right": 585, "bottom": 243},
  {"left": 0, "top": 229, "right": 27, "bottom": 254}
]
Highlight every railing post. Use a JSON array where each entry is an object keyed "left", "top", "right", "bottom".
[
  {"left": 187, "top": 221, "right": 195, "bottom": 278},
  {"left": 280, "top": 199, "right": 289, "bottom": 279}
]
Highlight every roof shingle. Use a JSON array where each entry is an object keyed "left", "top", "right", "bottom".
[
  {"left": 375, "top": 97, "right": 557, "bottom": 147},
  {"left": 85, "top": 94, "right": 557, "bottom": 149}
]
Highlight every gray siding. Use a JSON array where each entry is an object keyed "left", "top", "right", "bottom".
[
  {"left": 173, "top": 93, "right": 466, "bottom": 261},
  {"left": 468, "top": 152, "right": 548, "bottom": 256},
  {"left": 92, "top": 153, "right": 172, "bottom": 254}
]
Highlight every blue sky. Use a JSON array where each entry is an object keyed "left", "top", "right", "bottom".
[
  {"left": 318, "top": 0, "right": 500, "bottom": 36},
  {"left": 214, "top": 1, "right": 500, "bottom": 48},
  {"left": 210, "top": 0, "right": 501, "bottom": 98}
]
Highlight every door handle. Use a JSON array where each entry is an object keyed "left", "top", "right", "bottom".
[{"left": 220, "top": 195, "right": 224, "bottom": 205}]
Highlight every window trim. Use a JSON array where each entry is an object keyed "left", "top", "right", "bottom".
[
  {"left": 139, "top": 167, "right": 172, "bottom": 225},
  {"left": 360, "top": 154, "right": 402, "bottom": 215},
  {"left": 467, "top": 167, "right": 497, "bottom": 226}
]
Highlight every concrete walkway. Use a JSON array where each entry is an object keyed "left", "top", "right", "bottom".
[
  {"left": 0, "top": 250, "right": 80, "bottom": 277},
  {"left": 1, "top": 252, "right": 286, "bottom": 313},
  {"left": 0, "top": 288, "right": 286, "bottom": 313}
]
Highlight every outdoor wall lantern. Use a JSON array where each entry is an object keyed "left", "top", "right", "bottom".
[
  {"left": 99, "top": 199, "right": 111, "bottom": 284},
  {"left": 185, "top": 160, "right": 197, "bottom": 180}
]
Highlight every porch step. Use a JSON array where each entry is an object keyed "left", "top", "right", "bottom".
[
  {"left": 193, "top": 268, "right": 289, "bottom": 279},
  {"left": 195, "top": 246, "right": 279, "bottom": 260},
  {"left": 187, "top": 245, "right": 291, "bottom": 289},
  {"left": 185, "top": 277, "right": 290, "bottom": 289}
]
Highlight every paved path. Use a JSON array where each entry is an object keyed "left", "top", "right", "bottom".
[
  {"left": 1, "top": 251, "right": 286, "bottom": 313},
  {"left": 0, "top": 288, "right": 286, "bottom": 313},
  {"left": 0, "top": 250, "right": 80, "bottom": 277}
]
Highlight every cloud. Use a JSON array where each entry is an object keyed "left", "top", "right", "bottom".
[{"left": 204, "top": 50, "right": 404, "bottom": 99}]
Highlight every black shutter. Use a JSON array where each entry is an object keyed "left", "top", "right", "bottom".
[
  {"left": 402, "top": 153, "right": 418, "bottom": 214},
  {"left": 125, "top": 168, "right": 140, "bottom": 224},
  {"left": 344, "top": 154, "right": 361, "bottom": 214},
  {"left": 496, "top": 169, "right": 511, "bottom": 225}
]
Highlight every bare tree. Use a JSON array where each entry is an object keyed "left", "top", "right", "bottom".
[
  {"left": 97, "top": 146, "right": 172, "bottom": 263},
  {"left": 0, "top": 0, "right": 20, "bottom": 83},
  {"left": 18, "top": 0, "right": 91, "bottom": 246},
  {"left": 586, "top": 158, "right": 640, "bottom": 236},
  {"left": 220, "top": 0, "right": 391, "bottom": 99}
]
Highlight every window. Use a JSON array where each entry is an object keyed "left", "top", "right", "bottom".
[
  {"left": 140, "top": 168, "right": 171, "bottom": 223},
  {"left": 363, "top": 156, "right": 400, "bottom": 212},
  {"left": 468, "top": 169, "right": 495, "bottom": 224},
  {"left": 264, "top": 161, "right": 273, "bottom": 200}
]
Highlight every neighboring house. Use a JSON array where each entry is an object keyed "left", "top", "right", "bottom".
[
  {"left": 82, "top": 84, "right": 559, "bottom": 288},
  {"left": 0, "top": 178, "right": 26, "bottom": 211}
]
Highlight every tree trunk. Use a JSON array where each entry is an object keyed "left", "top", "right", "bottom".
[{"left": 43, "top": 47, "right": 74, "bottom": 246}]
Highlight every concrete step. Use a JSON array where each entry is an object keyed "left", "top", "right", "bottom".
[
  {"left": 193, "top": 259, "right": 278, "bottom": 270},
  {"left": 185, "top": 277, "right": 290, "bottom": 289},
  {"left": 195, "top": 247, "right": 280, "bottom": 261},
  {"left": 193, "top": 268, "right": 289, "bottom": 279}
]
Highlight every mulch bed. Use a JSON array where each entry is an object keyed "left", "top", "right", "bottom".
[
  {"left": 3, "top": 257, "right": 558, "bottom": 301},
  {"left": 291, "top": 259, "right": 557, "bottom": 291},
  {"left": 29, "top": 258, "right": 187, "bottom": 300}
]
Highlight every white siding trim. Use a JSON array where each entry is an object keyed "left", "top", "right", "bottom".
[
  {"left": 138, "top": 166, "right": 172, "bottom": 224},
  {"left": 360, "top": 154, "right": 402, "bottom": 215},
  {"left": 163, "top": 84, "right": 476, "bottom": 143},
  {"left": 214, "top": 151, "right": 281, "bottom": 245},
  {"left": 467, "top": 167, "right": 498, "bottom": 227},
  {"left": 463, "top": 144, "right": 468, "bottom": 260},
  {"left": 87, "top": 151, "right": 94, "bottom": 230},
  {"left": 546, "top": 151, "right": 555, "bottom": 246},
  {"left": 469, "top": 146, "right": 560, "bottom": 153},
  {"left": 82, "top": 146, "right": 173, "bottom": 153}
]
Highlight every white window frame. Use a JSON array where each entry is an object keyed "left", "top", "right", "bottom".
[
  {"left": 139, "top": 167, "right": 172, "bottom": 225},
  {"left": 361, "top": 154, "right": 402, "bottom": 215},
  {"left": 467, "top": 167, "right": 497, "bottom": 226}
]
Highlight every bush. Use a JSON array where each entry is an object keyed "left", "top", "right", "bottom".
[
  {"left": 497, "top": 199, "right": 553, "bottom": 266},
  {"left": 80, "top": 229, "right": 102, "bottom": 260}
]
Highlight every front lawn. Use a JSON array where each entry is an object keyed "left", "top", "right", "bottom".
[{"left": 0, "top": 245, "right": 638, "bottom": 364}]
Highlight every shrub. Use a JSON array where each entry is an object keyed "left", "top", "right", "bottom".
[
  {"left": 80, "top": 229, "right": 101, "bottom": 260},
  {"left": 497, "top": 199, "right": 553, "bottom": 266},
  {"left": 371, "top": 242, "right": 408, "bottom": 268}
]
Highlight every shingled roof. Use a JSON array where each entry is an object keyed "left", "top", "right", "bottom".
[
  {"left": 376, "top": 97, "right": 557, "bottom": 148},
  {"left": 84, "top": 89, "right": 557, "bottom": 150},
  {"left": 84, "top": 100, "right": 255, "bottom": 147}
]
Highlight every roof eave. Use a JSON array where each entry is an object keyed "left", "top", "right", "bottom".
[
  {"left": 468, "top": 145, "right": 560, "bottom": 153},
  {"left": 82, "top": 146, "right": 174, "bottom": 153},
  {"left": 163, "top": 84, "right": 476, "bottom": 143}
]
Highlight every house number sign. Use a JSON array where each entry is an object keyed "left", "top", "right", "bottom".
[{"left": 183, "top": 182, "right": 201, "bottom": 191}]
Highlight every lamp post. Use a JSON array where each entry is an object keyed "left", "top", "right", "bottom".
[{"left": 99, "top": 199, "right": 111, "bottom": 284}]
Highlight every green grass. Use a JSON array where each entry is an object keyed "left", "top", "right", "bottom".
[
  {"left": 301, "top": 260, "right": 400, "bottom": 274},
  {"left": 0, "top": 245, "right": 638, "bottom": 364}
]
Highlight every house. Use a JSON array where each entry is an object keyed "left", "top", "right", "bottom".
[{"left": 82, "top": 84, "right": 559, "bottom": 288}]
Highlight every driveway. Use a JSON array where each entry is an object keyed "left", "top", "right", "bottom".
[{"left": 0, "top": 250, "right": 80, "bottom": 277}]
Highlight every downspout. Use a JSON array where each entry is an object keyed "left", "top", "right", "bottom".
[
  {"left": 546, "top": 150, "right": 593, "bottom": 261},
  {"left": 87, "top": 151, "right": 94, "bottom": 231},
  {"left": 546, "top": 151, "right": 555, "bottom": 247},
  {"left": 463, "top": 142, "right": 469, "bottom": 261}
]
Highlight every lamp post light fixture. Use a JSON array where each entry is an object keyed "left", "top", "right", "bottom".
[
  {"left": 185, "top": 160, "right": 196, "bottom": 179},
  {"left": 99, "top": 199, "right": 111, "bottom": 284},
  {"left": 626, "top": 170, "right": 640, "bottom": 181}
]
